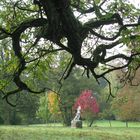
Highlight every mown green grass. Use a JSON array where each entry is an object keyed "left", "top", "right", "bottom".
[
  {"left": 0, "top": 121, "right": 140, "bottom": 140},
  {"left": 91, "top": 120, "right": 140, "bottom": 127}
]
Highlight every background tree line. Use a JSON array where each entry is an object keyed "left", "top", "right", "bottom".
[{"left": 0, "top": 66, "right": 140, "bottom": 126}]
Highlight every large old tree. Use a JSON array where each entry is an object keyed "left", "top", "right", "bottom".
[{"left": 0, "top": 0, "right": 140, "bottom": 105}]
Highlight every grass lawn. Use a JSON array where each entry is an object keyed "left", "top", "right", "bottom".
[
  {"left": 92, "top": 120, "right": 140, "bottom": 127},
  {"left": 0, "top": 121, "right": 140, "bottom": 140}
]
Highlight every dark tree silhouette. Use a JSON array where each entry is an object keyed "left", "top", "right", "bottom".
[{"left": 0, "top": 0, "right": 140, "bottom": 105}]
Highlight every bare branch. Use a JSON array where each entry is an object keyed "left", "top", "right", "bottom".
[
  {"left": 64, "top": 62, "right": 75, "bottom": 79},
  {"left": 26, "top": 48, "right": 64, "bottom": 63},
  {"left": 103, "top": 76, "right": 115, "bottom": 102},
  {"left": 104, "top": 54, "right": 130, "bottom": 63},
  {"left": 2, "top": 88, "right": 21, "bottom": 107},
  {"left": 98, "top": 53, "right": 140, "bottom": 78},
  {"left": 0, "top": 27, "right": 12, "bottom": 39},
  {"left": 59, "top": 57, "right": 73, "bottom": 82},
  {"left": 9, "top": 18, "right": 47, "bottom": 94}
]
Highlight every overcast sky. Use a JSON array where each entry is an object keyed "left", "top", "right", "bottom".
[{"left": 129, "top": 0, "right": 140, "bottom": 8}]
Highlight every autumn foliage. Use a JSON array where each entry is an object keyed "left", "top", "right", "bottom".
[
  {"left": 48, "top": 91, "right": 61, "bottom": 115},
  {"left": 73, "top": 90, "right": 99, "bottom": 119},
  {"left": 111, "top": 85, "right": 140, "bottom": 121}
]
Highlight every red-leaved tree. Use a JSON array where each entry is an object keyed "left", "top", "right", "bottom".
[{"left": 73, "top": 90, "right": 99, "bottom": 127}]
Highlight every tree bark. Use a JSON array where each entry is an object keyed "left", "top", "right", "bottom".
[{"left": 88, "top": 119, "right": 94, "bottom": 127}]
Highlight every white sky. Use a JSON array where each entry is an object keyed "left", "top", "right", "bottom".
[{"left": 129, "top": 0, "right": 140, "bottom": 8}]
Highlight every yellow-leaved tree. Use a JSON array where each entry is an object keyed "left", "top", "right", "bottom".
[
  {"left": 36, "top": 91, "right": 61, "bottom": 123},
  {"left": 48, "top": 91, "right": 62, "bottom": 121}
]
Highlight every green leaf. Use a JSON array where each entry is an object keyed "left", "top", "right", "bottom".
[{"left": 95, "top": 0, "right": 101, "bottom": 4}]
